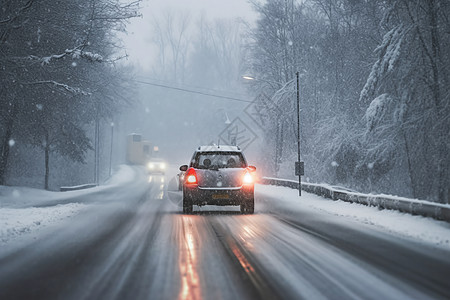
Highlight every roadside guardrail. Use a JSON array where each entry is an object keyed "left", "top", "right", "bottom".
[
  {"left": 60, "top": 183, "right": 97, "bottom": 192},
  {"left": 261, "top": 177, "right": 450, "bottom": 222}
]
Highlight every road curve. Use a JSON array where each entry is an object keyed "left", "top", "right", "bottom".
[{"left": 1, "top": 170, "right": 449, "bottom": 300}]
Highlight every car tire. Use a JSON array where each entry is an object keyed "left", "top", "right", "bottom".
[
  {"left": 240, "top": 204, "right": 246, "bottom": 214},
  {"left": 241, "top": 198, "right": 254, "bottom": 214},
  {"left": 183, "top": 194, "right": 193, "bottom": 214},
  {"left": 246, "top": 198, "right": 255, "bottom": 214}
]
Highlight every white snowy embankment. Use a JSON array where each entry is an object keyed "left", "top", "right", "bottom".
[
  {"left": 256, "top": 184, "right": 450, "bottom": 250},
  {"left": 262, "top": 177, "right": 450, "bottom": 221},
  {"left": 0, "top": 165, "right": 138, "bottom": 245}
]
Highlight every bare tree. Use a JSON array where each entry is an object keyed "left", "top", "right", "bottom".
[{"left": 151, "top": 9, "right": 191, "bottom": 82}]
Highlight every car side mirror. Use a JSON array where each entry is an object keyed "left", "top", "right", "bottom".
[
  {"left": 247, "top": 166, "right": 256, "bottom": 172},
  {"left": 180, "top": 165, "right": 188, "bottom": 172}
]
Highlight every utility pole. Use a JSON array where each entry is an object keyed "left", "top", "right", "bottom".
[
  {"left": 109, "top": 122, "right": 114, "bottom": 177},
  {"left": 295, "top": 71, "right": 303, "bottom": 196},
  {"left": 94, "top": 118, "right": 100, "bottom": 185}
]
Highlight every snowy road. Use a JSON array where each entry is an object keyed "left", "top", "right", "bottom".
[{"left": 1, "top": 166, "right": 449, "bottom": 299}]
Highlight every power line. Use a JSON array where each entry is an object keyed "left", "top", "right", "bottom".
[
  {"left": 136, "top": 75, "right": 248, "bottom": 97},
  {"left": 133, "top": 79, "right": 253, "bottom": 103}
]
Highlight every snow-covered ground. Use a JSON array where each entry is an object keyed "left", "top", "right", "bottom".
[
  {"left": 257, "top": 184, "right": 450, "bottom": 250},
  {"left": 0, "top": 165, "right": 140, "bottom": 246},
  {"left": 0, "top": 203, "right": 85, "bottom": 244}
]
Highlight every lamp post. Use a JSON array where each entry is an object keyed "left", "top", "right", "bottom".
[{"left": 243, "top": 74, "right": 303, "bottom": 196}]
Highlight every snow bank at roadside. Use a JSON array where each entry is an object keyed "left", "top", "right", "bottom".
[
  {"left": 0, "top": 165, "right": 138, "bottom": 246},
  {"left": 256, "top": 184, "right": 450, "bottom": 250},
  {"left": 0, "top": 203, "right": 85, "bottom": 245},
  {"left": 0, "top": 165, "right": 137, "bottom": 209}
]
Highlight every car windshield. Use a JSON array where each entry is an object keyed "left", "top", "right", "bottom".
[{"left": 192, "top": 152, "right": 246, "bottom": 169}]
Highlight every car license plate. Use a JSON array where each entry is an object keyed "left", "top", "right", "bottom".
[{"left": 212, "top": 194, "right": 229, "bottom": 199}]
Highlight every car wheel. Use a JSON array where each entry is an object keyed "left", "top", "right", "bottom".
[
  {"left": 241, "top": 198, "right": 254, "bottom": 214},
  {"left": 183, "top": 194, "right": 193, "bottom": 214},
  {"left": 246, "top": 198, "right": 255, "bottom": 214}
]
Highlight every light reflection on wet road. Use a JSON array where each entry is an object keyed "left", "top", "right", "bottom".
[{"left": 178, "top": 216, "right": 201, "bottom": 300}]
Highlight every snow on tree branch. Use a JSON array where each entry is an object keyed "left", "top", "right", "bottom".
[
  {"left": 71, "top": 49, "right": 104, "bottom": 63},
  {"left": 359, "top": 25, "right": 411, "bottom": 103},
  {"left": 364, "top": 93, "right": 392, "bottom": 133},
  {"left": 29, "top": 46, "right": 104, "bottom": 66},
  {"left": 25, "top": 81, "right": 91, "bottom": 96}
]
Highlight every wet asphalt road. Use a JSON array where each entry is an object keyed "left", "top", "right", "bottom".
[{"left": 1, "top": 170, "right": 449, "bottom": 300}]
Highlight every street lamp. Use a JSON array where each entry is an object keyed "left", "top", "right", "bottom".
[
  {"left": 243, "top": 73, "right": 303, "bottom": 196},
  {"left": 224, "top": 112, "right": 231, "bottom": 125},
  {"left": 242, "top": 75, "right": 284, "bottom": 88}
]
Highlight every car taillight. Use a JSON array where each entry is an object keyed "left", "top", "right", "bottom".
[
  {"left": 185, "top": 168, "right": 198, "bottom": 184},
  {"left": 243, "top": 171, "right": 253, "bottom": 184}
]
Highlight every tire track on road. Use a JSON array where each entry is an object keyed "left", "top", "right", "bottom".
[{"left": 209, "top": 218, "right": 281, "bottom": 300}]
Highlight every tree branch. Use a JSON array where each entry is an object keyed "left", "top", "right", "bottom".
[
  {"left": 24, "top": 80, "right": 91, "bottom": 95},
  {"left": 27, "top": 45, "right": 104, "bottom": 65}
]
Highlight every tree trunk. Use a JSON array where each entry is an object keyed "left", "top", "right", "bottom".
[
  {"left": 427, "top": 0, "right": 448, "bottom": 203},
  {"left": 44, "top": 146, "right": 50, "bottom": 190},
  {"left": 94, "top": 119, "right": 100, "bottom": 184},
  {"left": 0, "top": 105, "right": 17, "bottom": 185},
  {"left": 44, "top": 131, "right": 50, "bottom": 190},
  {"left": 402, "top": 130, "right": 416, "bottom": 199}
]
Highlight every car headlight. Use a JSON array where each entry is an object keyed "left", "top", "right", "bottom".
[
  {"left": 148, "top": 163, "right": 154, "bottom": 169},
  {"left": 160, "top": 163, "right": 166, "bottom": 169}
]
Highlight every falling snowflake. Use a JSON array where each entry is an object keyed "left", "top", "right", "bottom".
[
  {"left": 36, "top": 104, "right": 43, "bottom": 110},
  {"left": 8, "top": 139, "right": 15, "bottom": 147},
  {"left": 368, "top": 162, "right": 374, "bottom": 169},
  {"left": 331, "top": 161, "right": 339, "bottom": 167},
  {"left": 72, "top": 62, "right": 77, "bottom": 67}
]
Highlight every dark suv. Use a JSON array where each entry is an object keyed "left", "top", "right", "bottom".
[{"left": 179, "top": 145, "right": 256, "bottom": 214}]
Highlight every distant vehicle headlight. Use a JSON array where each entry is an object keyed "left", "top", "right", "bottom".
[
  {"left": 148, "top": 163, "right": 154, "bottom": 169},
  {"left": 160, "top": 163, "right": 166, "bottom": 169}
]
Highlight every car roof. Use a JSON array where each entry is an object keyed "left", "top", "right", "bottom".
[{"left": 196, "top": 145, "right": 242, "bottom": 152}]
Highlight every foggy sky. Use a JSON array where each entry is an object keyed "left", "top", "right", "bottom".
[{"left": 123, "top": 0, "right": 257, "bottom": 69}]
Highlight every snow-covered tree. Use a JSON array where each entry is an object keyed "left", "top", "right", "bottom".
[
  {"left": 0, "top": 0, "right": 140, "bottom": 188},
  {"left": 360, "top": 0, "right": 450, "bottom": 202},
  {"left": 246, "top": 0, "right": 449, "bottom": 203}
]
